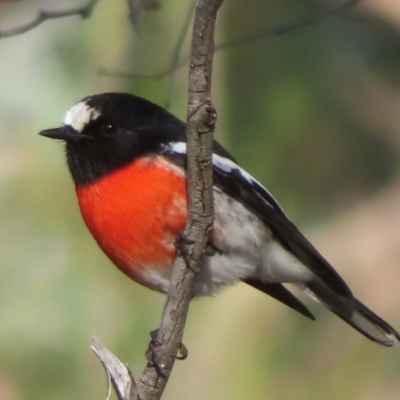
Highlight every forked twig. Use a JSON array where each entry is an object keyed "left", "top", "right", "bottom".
[
  {"left": 99, "top": 0, "right": 362, "bottom": 80},
  {"left": 0, "top": 0, "right": 99, "bottom": 38}
]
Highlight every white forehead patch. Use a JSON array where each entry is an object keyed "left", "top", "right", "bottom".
[{"left": 63, "top": 101, "right": 101, "bottom": 132}]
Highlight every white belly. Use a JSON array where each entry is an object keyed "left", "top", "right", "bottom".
[
  {"left": 194, "top": 188, "right": 313, "bottom": 296},
  {"left": 137, "top": 187, "right": 312, "bottom": 297}
]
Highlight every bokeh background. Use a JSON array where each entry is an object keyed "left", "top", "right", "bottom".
[{"left": 1, "top": 0, "right": 400, "bottom": 399}]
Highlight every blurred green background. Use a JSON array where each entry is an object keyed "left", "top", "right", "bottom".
[{"left": 1, "top": 0, "right": 400, "bottom": 399}]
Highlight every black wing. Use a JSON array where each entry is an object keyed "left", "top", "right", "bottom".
[
  {"left": 160, "top": 140, "right": 352, "bottom": 299},
  {"left": 161, "top": 141, "right": 400, "bottom": 345},
  {"left": 211, "top": 151, "right": 353, "bottom": 299}
]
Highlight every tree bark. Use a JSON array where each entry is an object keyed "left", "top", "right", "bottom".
[
  {"left": 92, "top": 1, "right": 224, "bottom": 399},
  {"left": 135, "top": 1, "right": 224, "bottom": 398}
]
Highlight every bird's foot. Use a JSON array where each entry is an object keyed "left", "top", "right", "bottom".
[
  {"left": 145, "top": 330, "right": 166, "bottom": 377},
  {"left": 174, "top": 232, "right": 195, "bottom": 270},
  {"left": 145, "top": 329, "right": 188, "bottom": 375}
]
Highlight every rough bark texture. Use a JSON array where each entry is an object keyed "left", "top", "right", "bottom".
[
  {"left": 92, "top": 1, "right": 224, "bottom": 400},
  {"left": 135, "top": 1, "right": 224, "bottom": 398}
]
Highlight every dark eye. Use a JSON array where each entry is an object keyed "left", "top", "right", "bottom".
[{"left": 101, "top": 122, "right": 118, "bottom": 137}]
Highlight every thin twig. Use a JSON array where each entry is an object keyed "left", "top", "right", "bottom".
[
  {"left": 99, "top": 0, "right": 362, "bottom": 80},
  {"left": 127, "top": 0, "right": 161, "bottom": 27},
  {"left": 215, "top": 0, "right": 363, "bottom": 51},
  {"left": 0, "top": 0, "right": 100, "bottom": 39},
  {"left": 127, "top": 0, "right": 143, "bottom": 28},
  {"left": 164, "top": 0, "right": 197, "bottom": 108},
  {"left": 99, "top": 0, "right": 196, "bottom": 85},
  {"left": 91, "top": 337, "right": 136, "bottom": 400}
]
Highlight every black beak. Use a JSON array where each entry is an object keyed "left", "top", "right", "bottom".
[{"left": 39, "top": 126, "right": 91, "bottom": 141}]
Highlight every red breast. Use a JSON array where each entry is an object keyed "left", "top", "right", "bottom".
[{"left": 76, "top": 155, "right": 187, "bottom": 287}]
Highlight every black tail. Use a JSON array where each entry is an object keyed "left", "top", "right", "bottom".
[
  {"left": 244, "top": 278, "right": 315, "bottom": 320},
  {"left": 306, "top": 280, "right": 400, "bottom": 347}
]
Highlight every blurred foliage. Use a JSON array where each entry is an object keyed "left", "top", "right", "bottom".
[{"left": 1, "top": 0, "right": 400, "bottom": 399}]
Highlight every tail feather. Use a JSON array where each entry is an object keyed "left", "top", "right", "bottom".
[
  {"left": 244, "top": 278, "right": 316, "bottom": 320},
  {"left": 306, "top": 280, "right": 400, "bottom": 347}
]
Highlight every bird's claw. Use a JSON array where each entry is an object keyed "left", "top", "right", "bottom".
[
  {"left": 176, "top": 341, "right": 188, "bottom": 360},
  {"left": 145, "top": 330, "right": 166, "bottom": 377},
  {"left": 174, "top": 232, "right": 195, "bottom": 271},
  {"left": 145, "top": 329, "right": 188, "bottom": 375}
]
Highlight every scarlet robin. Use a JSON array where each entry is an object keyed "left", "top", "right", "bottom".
[{"left": 40, "top": 92, "right": 399, "bottom": 346}]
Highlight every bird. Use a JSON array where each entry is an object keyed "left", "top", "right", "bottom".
[{"left": 39, "top": 92, "right": 399, "bottom": 347}]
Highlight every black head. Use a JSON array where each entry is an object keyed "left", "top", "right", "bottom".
[{"left": 39, "top": 92, "right": 186, "bottom": 185}]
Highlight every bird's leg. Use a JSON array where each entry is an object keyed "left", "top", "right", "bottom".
[
  {"left": 175, "top": 232, "right": 220, "bottom": 272},
  {"left": 145, "top": 330, "right": 166, "bottom": 377},
  {"left": 174, "top": 232, "right": 196, "bottom": 271},
  {"left": 204, "top": 241, "right": 221, "bottom": 256}
]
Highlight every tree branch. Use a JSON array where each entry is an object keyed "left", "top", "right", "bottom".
[
  {"left": 135, "top": 0, "right": 222, "bottom": 398},
  {"left": 0, "top": 0, "right": 99, "bottom": 39},
  {"left": 91, "top": 0, "right": 223, "bottom": 399},
  {"left": 215, "top": 0, "right": 362, "bottom": 51},
  {"left": 99, "top": 0, "right": 362, "bottom": 80},
  {"left": 127, "top": 0, "right": 161, "bottom": 29},
  {"left": 91, "top": 337, "right": 136, "bottom": 400},
  {"left": 164, "top": 0, "right": 197, "bottom": 108}
]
